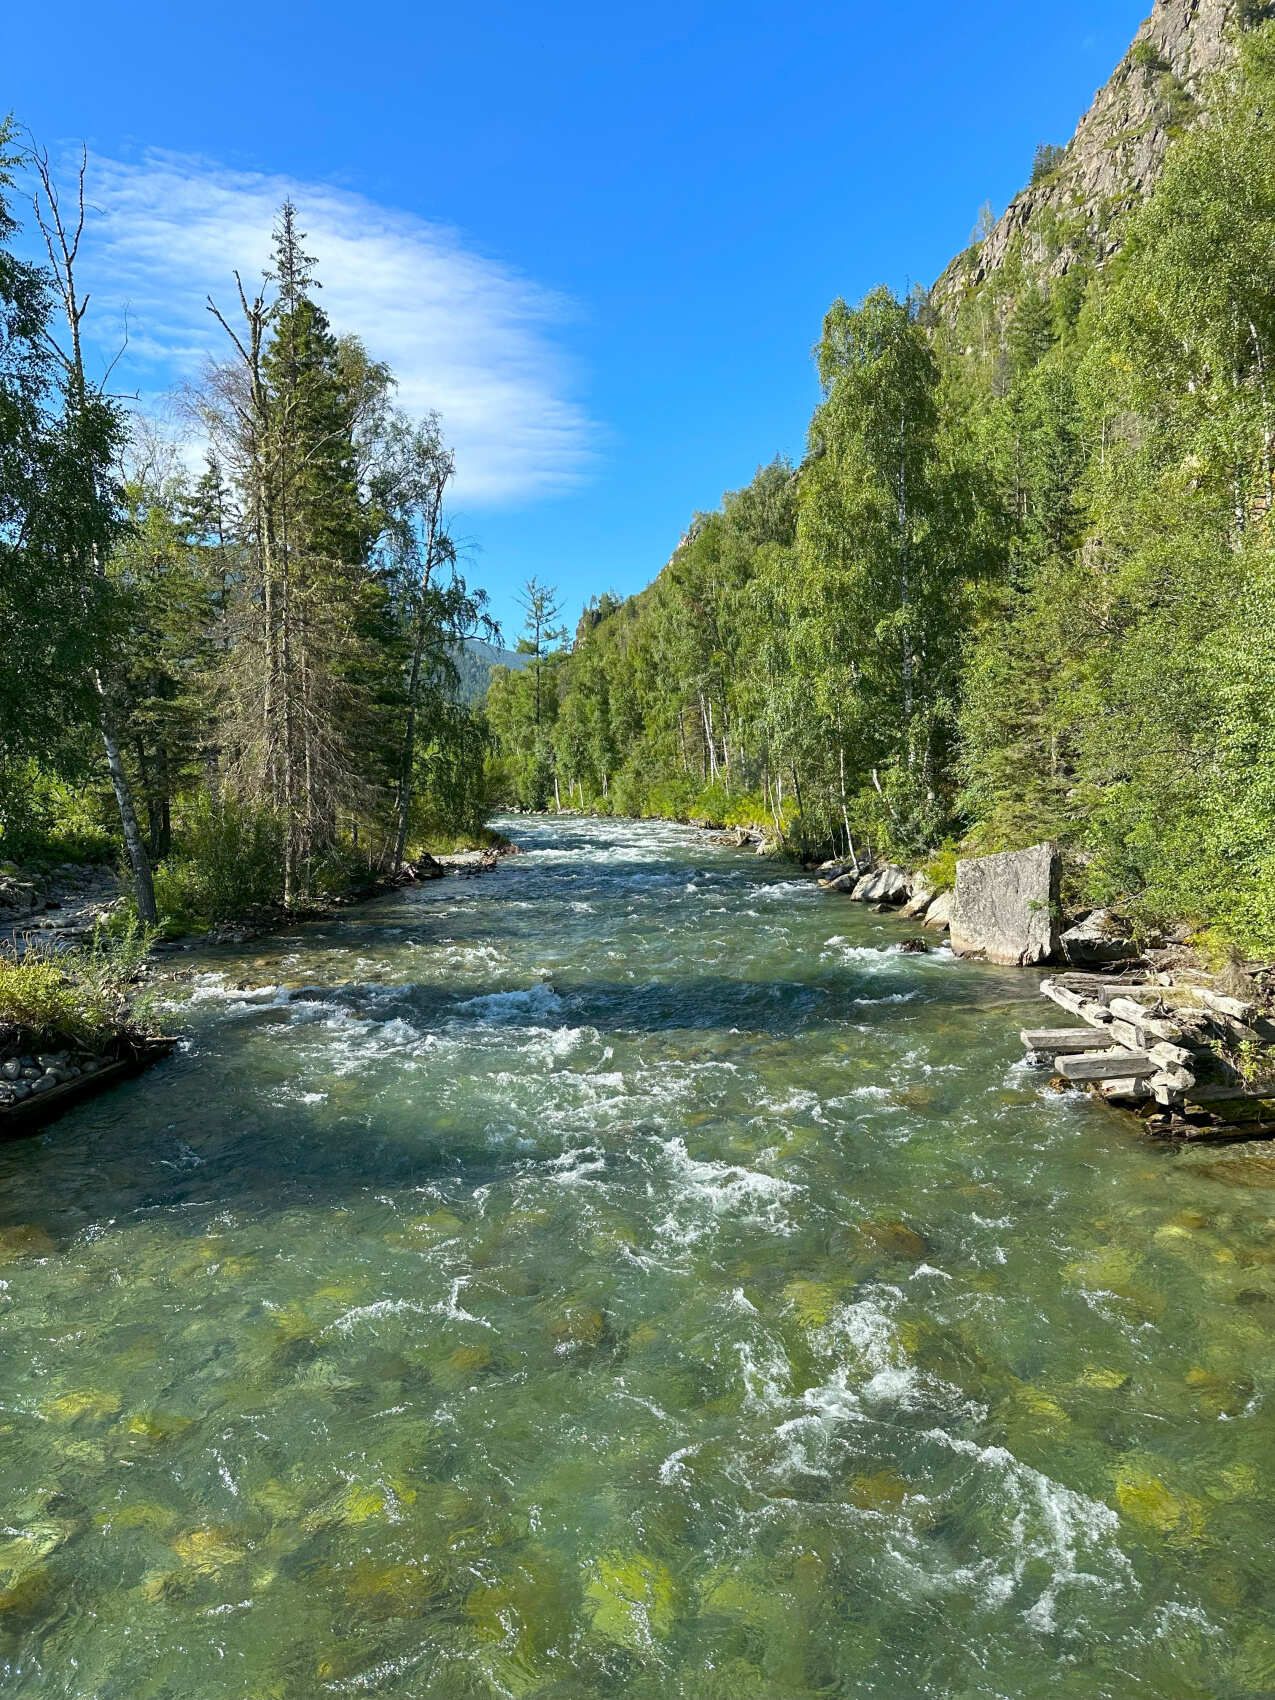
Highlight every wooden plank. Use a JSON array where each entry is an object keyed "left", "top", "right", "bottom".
[
  {"left": 1021, "top": 1028, "right": 1115, "bottom": 1053},
  {"left": 1108, "top": 996, "right": 1186, "bottom": 1043},
  {"left": 1039, "top": 978, "right": 1113, "bottom": 1026},
  {"left": 1057, "top": 1049, "right": 1155, "bottom": 1082},
  {"left": 1100, "top": 1077, "right": 1152, "bottom": 1103}
]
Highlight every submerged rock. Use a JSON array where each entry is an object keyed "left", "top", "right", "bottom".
[
  {"left": 857, "top": 1218, "right": 929, "bottom": 1262},
  {"left": 584, "top": 1552, "right": 677, "bottom": 1646}
]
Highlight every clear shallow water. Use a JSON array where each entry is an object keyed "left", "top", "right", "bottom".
[{"left": 2, "top": 817, "right": 1275, "bottom": 1697}]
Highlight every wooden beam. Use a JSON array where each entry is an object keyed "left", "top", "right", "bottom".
[
  {"left": 1039, "top": 978, "right": 1114, "bottom": 1026},
  {"left": 1057, "top": 1049, "right": 1155, "bottom": 1082},
  {"left": 1021, "top": 1028, "right": 1115, "bottom": 1053}
]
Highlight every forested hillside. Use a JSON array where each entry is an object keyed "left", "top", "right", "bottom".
[
  {"left": 0, "top": 137, "right": 493, "bottom": 930},
  {"left": 488, "top": 10, "right": 1275, "bottom": 959}
]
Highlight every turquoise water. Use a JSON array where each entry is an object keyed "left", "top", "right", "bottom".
[{"left": 3, "top": 815, "right": 1275, "bottom": 1697}]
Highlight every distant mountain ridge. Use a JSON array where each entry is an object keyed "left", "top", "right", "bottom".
[{"left": 452, "top": 637, "right": 529, "bottom": 705}]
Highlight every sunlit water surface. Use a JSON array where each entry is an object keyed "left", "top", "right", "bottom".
[{"left": 3, "top": 816, "right": 1275, "bottom": 1697}]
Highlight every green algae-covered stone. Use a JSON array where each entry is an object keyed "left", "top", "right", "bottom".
[{"left": 584, "top": 1552, "right": 677, "bottom": 1646}]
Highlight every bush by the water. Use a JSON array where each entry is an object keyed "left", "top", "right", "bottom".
[
  {"left": 149, "top": 797, "right": 284, "bottom": 931},
  {"left": 0, "top": 920, "right": 155, "bottom": 1049}
]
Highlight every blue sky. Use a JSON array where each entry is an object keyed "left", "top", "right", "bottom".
[{"left": 6, "top": 0, "right": 1148, "bottom": 640}]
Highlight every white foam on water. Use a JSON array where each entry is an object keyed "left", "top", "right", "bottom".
[
  {"left": 543, "top": 1146, "right": 607, "bottom": 1186},
  {"left": 654, "top": 1137, "right": 801, "bottom": 1244},
  {"left": 919, "top": 1426, "right": 1134, "bottom": 1633},
  {"left": 433, "top": 1276, "right": 492, "bottom": 1329},
  {"left": 821, "top": 938, "right": 899, "bottom": 968},
  {"left": 737, "top": 1333, "right": 793, "bottom": 1410},
  {"left": 453, "top": 982, "right": 564, "bottom": 1023},
  {"left": 326, "top": 1298, "right": 429, "bottom": 1335}
]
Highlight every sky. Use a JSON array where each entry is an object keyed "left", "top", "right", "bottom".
[{"left": 5, "top": 0, "right": 1149, "bottom": 639}]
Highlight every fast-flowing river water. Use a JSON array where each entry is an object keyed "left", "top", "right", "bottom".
[{"left": 2, "top": 815, "right": 1275, "bottom": 1698}]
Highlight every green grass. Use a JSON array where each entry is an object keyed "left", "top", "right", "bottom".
[{"left": 0, "top": 920, "right": 156, "bottom": 1050}]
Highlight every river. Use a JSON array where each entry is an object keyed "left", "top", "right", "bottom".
[{"left": 2, "top": 815, "right": 1274, "bottom": 1697}]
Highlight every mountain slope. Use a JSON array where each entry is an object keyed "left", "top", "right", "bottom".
[{"left": 933, "top": 0, "right": 1260, "bottom": 313}]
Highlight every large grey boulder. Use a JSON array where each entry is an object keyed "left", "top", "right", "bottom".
[
  {"left": 950, "top": 843, "right": 1061, "bottom": 966},
  {"left": 820, "top": 870, "right": 859, "bottom": 894},
  {"left": 922, "top": 891, "right": 953, "bottom": 932},
  {"left": 850, "top": 865, "right": 911, "bottom": 905},
  {"left": 900, "top": 876, "right": 934, "bottom": 920}
]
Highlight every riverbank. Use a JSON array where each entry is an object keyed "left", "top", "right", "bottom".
[{"left": 0, "top": 838, "right": 517, "bottom": 1129}]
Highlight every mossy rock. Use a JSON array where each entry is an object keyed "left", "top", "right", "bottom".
[
  {"left": 439, "top": 1343, "right": 495, "bottom": 1384},
  {"left": 121, "top": 1410, "right": 194, "bottom": 1445},
  {"left": 0, "top": 1225, "right": 55, "bottom": 1263},
  {"left": 698, "top": 1569, "right": 774, "bottom": 1621},
  {"left": 252, "top": 1478, "right": 306, "bottom": 1521},
  {"left": 550, "top": 1306, "right": 606, "bottom": 1351},
  {"left": 0, "top": 1565, "right": 53, "bottom": 1619},
  {"left": 343, "top": 1558, "right": 443, "bottom": 1620},
  {"left": 584, "top": 1552, "right": 677, "bottom": 1647},
  {"left": 856, "top": 1219, "right": 929, "bottom": 1262},
  {"left": 43, "top": 1389, "right": 121, "bottom": 1424},
  {"left": 847, "top": 1470, "right": 908, "bottom": 1512},
  {"left": 464, "top": 1548, "right": 574, "bottom": 1666},
  {"left": 1184, "top": 1366, "right": 1251, "bottom": 1419},
  {"left": 1076, "top": 1365, "right": 1130, "bottom": 1392},
  {"left": 171, "top": 1524, "right": 248, "bottom": 1574},
  {"left": 408, "top": 1209, "right": 465, "bottom": 1241},
  {"left": 782, "top": 1279, "right": 837, "bottom": 1328},
  {"left": 1063, "top": 1246, "right": 1137, "bottom": 1291},
  {"left": 1010, "top": 1383, "right": 1070, "bottom": 1426},
  {"left": 99, "top": 1501, "right": 179, "bottom": 1535},
  {"left": 1114, "top": 1462, "right": 1208, "bottom": 1545}
]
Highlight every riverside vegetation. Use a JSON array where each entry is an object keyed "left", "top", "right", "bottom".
[
  {"left": 0, "top": 135, "right": 497, "bottom": 1050},
  {"left": 486, "top": 14, "right": 1275, "bottom": 966}
]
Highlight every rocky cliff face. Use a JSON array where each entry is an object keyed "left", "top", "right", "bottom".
[{"left": 933, "top": 0, "right": 1261, "bottom": 309}]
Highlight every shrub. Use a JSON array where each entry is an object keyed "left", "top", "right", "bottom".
[
  {"left": 0, "top": 922, "right": 155, "bottom": 1048},
  {"left": 0, "top": 760, "right": 115, "bottom": 870},
  {"left": 150, "top": 795, "right": 283, "bottom": 932}
]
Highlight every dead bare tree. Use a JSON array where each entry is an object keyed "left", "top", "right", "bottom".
[{"left": 25, "top": 138, "right": 157, "bottom": 923}]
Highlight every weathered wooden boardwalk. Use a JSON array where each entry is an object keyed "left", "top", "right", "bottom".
[{"left": 1021, "top": 972, "right": 1275, "bottom": 1139}]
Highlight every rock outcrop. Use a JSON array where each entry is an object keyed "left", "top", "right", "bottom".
[
  {"left": 850, "top": 866, "right": 911, "bottom": 906},
  {"left": 933, "top": 0, "right": 1261, "bottom": 314},
  {"left": 1060, "top": 909, "right": 1141, "bottom": 966},
  {"left": 951, "top": 844, "right": 1061, "bottom": 967}
]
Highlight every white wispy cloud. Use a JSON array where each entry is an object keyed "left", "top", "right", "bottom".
[{"left": 78, "top": 150, "right": 596, "bottom": 504}]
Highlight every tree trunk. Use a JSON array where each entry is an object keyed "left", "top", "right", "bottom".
[{"left": 96, "top": 676, "right": 157, "bottom": 923}]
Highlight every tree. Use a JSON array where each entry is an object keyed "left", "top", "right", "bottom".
[
  {"left": 515, "top": 577, "right": 567, "bottom": 731},
  {"left": 25, "top": 139, "right": 158, "bottom": 921}
]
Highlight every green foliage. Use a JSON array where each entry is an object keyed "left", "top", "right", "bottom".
[
  {"left": 488, "top": 24, "right": 1275, "bottom": 961},
  {"left": 149, "top": 796, "right": 284, "bottom": 932},
  {"left": 1031, "top": 143, "right": 1067, "bottom": 183},
  {"left": 1129, "top": 39, "right": 1165, "bottom": 73},
  {"left": 0, "top": 921, "right": 155, "bottom": 1047},
  {"left": 0, "top": 762, "right": 115, "bottom": 868}
]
